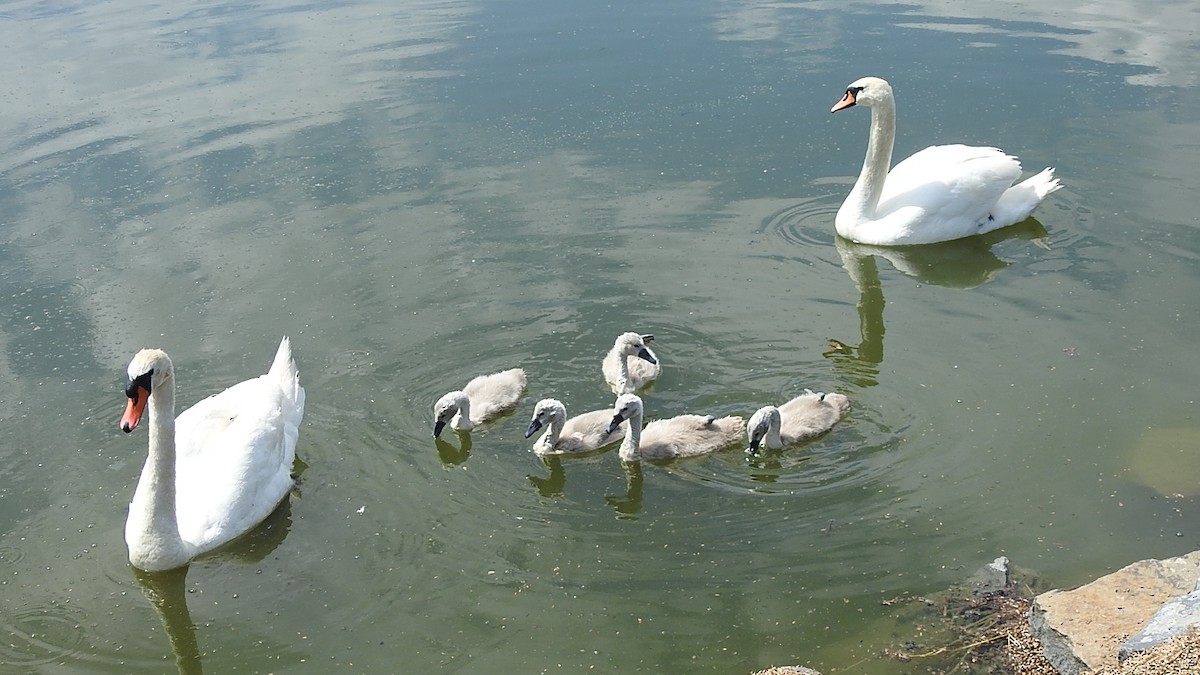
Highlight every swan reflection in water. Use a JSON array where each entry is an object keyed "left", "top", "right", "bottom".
[
  {"left": 826, "top": 219, "right": 1049, "bottom": 388},
  {"left": 131, "top": 493, "right": 297, "bottom": 675}
]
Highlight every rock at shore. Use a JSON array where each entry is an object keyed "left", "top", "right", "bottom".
[{"left": 1030, "top": 550, "right": 1200, "bottom": 673}]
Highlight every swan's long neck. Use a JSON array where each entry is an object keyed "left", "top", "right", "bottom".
[
  {"left": 541, "top": 413, "right": 564, "bottom": 446},
  {"left": 840, "top": 100, "right": 896, "bottom": 228},
  {"left": 127, "top": 380, "right": 190, "bottom": 570},
  {"left": 452, "top": 394, "right": 473, "bottom": 431},
  {"left": 766, "top": 412, "right": 784, "bottom": 450},
  {"left": 618, "top": 408, "right": 643, "bottom": 461},
  {"left": 615, "top": 352, "right": 633, "bottom": 394}
]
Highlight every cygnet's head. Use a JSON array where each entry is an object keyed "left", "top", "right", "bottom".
[
  {"left": 432, "top": 391, "right": 467, "bottom": 438},
  {"left": 615, "top": 332, "right": 657, "bottom": 364},
  {"left": 525, "top": 398, "right": 565, "bottom": 438},
  {"left": 606, "top": 393, "right": 643, "bottom": 435},
  {"left": 745, "top": 405, "right": 781, "bottom": 456}
]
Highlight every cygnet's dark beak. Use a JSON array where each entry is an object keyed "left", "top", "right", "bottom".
[
  {"left": 605, "top": 413, "right": 625, "bottom": 436},
  {"left": 524, "top": 418, "right": 543, "bottom": 438}
]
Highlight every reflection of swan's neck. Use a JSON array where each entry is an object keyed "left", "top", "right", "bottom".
[
  {"left": 135, "top": 567, "right": 203, "bottom": 675},
  {"left": 127, "top": 380, "right": 189, "bottom": 569},
  {"left": 841, "top": 101, "right": 896, "bottom": 227},
  {"left": 618, "top": 408, "right": 643, "bottom": 461}
]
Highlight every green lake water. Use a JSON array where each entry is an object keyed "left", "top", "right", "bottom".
[{"left": 2, "top": 0, "right": 1199, "bottom": 672}]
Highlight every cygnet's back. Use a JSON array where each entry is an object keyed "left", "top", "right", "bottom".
[
  {"left": 607, "top": 393, "right": 744, "bottom": 461},
  {"left": 525, "top": 398, "right": 625, "bottom": 455},
  {"left": 461, "top": 368, "right": 527, "bottom": 423},
  {"left": 778, "top": 390, "right": 850, "bottom": 440}
]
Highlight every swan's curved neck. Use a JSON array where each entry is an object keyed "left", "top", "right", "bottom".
[
  {"left": 540, "top": 413, "right": 564, "bottom": 446},
  {"left": 841, "top": 101, "right": 896, "bottom": 227},
  {"left": 616, "top": 352, "right": 633, "bottom": 393},
  {"left": 766, "top": 412, "right": 784, "bottom": 450},
  {"left": 127, "top": 379, "right": 190, "bottom": 570},
  {"left": 618, "top": 409, "right": 643, "bottom": 461}
]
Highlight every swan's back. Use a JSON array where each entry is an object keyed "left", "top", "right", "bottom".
[
  {"left": 462, "top": 368, "right": 527, "bottom": 424},
  {"left": 777, "top": 390, "right": 851, "bottom": 444},
  {"left": 173, "top": 337, "right": 305, "bottom": 552},
  {"left": 638, "top": 413, "right": 745, "bottom": 460}
]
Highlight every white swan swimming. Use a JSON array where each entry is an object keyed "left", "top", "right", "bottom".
[
  {"left": 831, "top": 76, "right": 1062, "bottom": 246},
  {"left": 605, "top": 393, "right": 745, "bottom": 461},
  {"left": 746, "top": 389, "right": 851, "bottom": 456},
  {"left": 119, "top": 337, "right": 305, "bottom": 572},
  {"left": 524, "top": 398, "right": 626, "bottom": 455},
  {"left": 433, "top": 368, "right": 526, "bottom": 437},
  {"left": 602, "top": 332, "right": 660, "bottom": 394}
]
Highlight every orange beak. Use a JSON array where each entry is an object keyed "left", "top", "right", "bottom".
[
  {"left": 831, "top": 89, "right": 857, "bottom": 113},
  {"left": 121, "top": 386, "right": 150, "bottom": 433}
]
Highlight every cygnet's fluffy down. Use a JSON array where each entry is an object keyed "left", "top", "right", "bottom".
[
  {"left": 747, "top": 389, "right": 851, "bottom": 456},
  {"left": 433, "top": 368, "right": 526, "bottom": 437},
  {"left": 606, "top": 393, "right": 744, "bottom": 462},
  {"left": 602, "top": 332, "right": 660, "bottom": 395},
  {"left": 524, "top": 398, "right": 626, "bottom": 455}
]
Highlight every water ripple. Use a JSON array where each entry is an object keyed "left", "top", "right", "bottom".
[{"left": 0, "top": 602, "right": 88, "bottom": 667}]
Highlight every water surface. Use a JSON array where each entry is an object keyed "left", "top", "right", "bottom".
[{"left": 2, "top": 0, "right": 1199, "bottom": 672}]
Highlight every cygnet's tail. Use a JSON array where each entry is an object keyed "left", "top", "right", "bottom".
[{"left": 991, "top": 167, "right": 1063, "bottom": 228}]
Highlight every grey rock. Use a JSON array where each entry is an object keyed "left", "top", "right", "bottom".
[
  {"left": 1119, "top": 578, "right": 1200, "bottom": 662},
  {"left": 968, "top": 555, "right": 1010, "bottom": 596}
]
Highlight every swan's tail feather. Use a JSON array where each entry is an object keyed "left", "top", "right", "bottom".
[
  {"left": 990, "top": 167, "right": 1062, "bottom": 228},
  {"left": 268, "top": 336, "right": 306, "bottom": 415}
]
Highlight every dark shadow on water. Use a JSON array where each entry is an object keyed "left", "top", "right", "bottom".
[
  {"left": 134, "top": 566, "right": 202, "bottom": 675},
  {"left": 604, "top": 461, "right": 644, "bottom": 519},
  {"left": 131, "top": 495, "right": 296, "bottom": 675},
  {"left": 435, "top": 432, "right": 472, "bottom": 467},
  {"left": 527, "top": 456, "right": 566, "bottom": 498},
  {"left": 826, "top": 217, "right": 1049, "bottom": 388}
]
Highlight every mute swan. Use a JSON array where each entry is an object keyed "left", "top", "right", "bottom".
[
  {"left": 831, "top": 76, "right": 1062, "bottom": 246},
  {"left": 605, "top": 394, "right": 745, "bottom": 462},
  {"left": 433, "top": 368, "right": 526, "bottom": 437},
  {"left": 602, "top": 332, "right": 660, "bottom": 395},
  {"left": 524, "top": 398, "right": 626, "bottom": 455},
  {"left": 746, "top": 389, "right": 851, "bottom": 456},
  {"left": 119, "top": 337, "right": 305, "bottom": 572}
]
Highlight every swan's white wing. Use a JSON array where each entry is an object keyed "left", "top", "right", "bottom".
[
  {"left": 875, "top": 145, "right": 1023, "bottom": 243},
  {"left": 173, "top": 372, "right": 301, "bottom": 550}
]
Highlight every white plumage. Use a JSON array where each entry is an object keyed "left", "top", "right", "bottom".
[
  {"left": 832, "top": 76, "right": 1062, "bottom": 246},
  {"left": 606, "top": 394, "right": 745, "bottom": 462},
  {"left": 433, "top": 368, "right": 526, "bottom": 437},
  {"left": 120, "top": 337, "right": 305, "bottom": 572},
  {"left": 524, "top": 398, "right": 625, "bottom": 455}
]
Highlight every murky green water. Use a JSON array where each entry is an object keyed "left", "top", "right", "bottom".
[{"left": 2, "top": 0, "right": 1199, "bottom": 672}]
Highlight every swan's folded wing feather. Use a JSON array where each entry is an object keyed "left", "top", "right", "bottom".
[{"left": 173, "top": 375, "right": 299, "bottom": 549}]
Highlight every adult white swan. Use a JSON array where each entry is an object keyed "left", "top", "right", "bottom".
[
  {"left": 605, "top": 394, "right": 744, "bottom": 462},
  {"left": 524, "top": 398, "right": 626, "bottom": 455},
  {"left": 746, "top": 389, "right": 851, "bottom": 456},
  {"left": 119, "top": 337, "right": 305, "bottom": 572},
  {"left": 831, "top": 76, "right": 1062, "bottom": 246}
]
